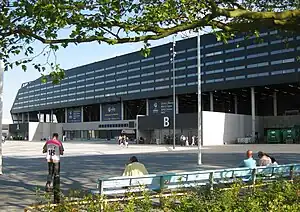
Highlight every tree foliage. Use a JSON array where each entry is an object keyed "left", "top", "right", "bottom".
[{"left": 1, "top": 0, "right": 300, "bottom": 82}]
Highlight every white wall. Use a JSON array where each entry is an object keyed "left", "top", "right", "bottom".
[
  {"left": 202, "top": 111, "right": 261, "bottom": 146},
  {"left": 29, "top": 122, "right": 63, "bottom": 141}
]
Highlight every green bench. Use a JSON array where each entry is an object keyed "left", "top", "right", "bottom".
[{"left": 91, "top": 164, "right": 300, "bottom": 196}]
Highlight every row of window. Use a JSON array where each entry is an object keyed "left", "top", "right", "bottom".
[
  {"left": 15, "top": 67, "right": 299, "bottom": 107},
  {"left": 16, "top": 55, "right": 297, "bottom": 101}
]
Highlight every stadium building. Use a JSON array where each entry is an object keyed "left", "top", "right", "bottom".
[{"left": 9, "top": 30, "right": 300, "bottom": 145}]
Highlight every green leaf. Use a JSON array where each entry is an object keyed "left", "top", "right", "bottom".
[{"left": 21, "top": 64, "right": 27, "bottom": 72}]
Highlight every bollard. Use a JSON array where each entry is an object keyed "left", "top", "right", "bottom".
[{"left": 53, "top": 175, "right": 60, "bottom": 204}]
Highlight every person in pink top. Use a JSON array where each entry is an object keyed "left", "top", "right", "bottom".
[{"left": 42, "top": 133, "right": 64, "bottom": 192}]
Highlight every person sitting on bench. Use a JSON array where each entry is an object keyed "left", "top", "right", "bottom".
[{"left": 123, "top": 156, "right": 148, "bottom": 176}]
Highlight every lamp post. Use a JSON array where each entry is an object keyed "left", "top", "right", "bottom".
[
  {"left": 172, "top": 36, "right": 176, "bottom": 149},
  {"left": 0, "top": 61, "right": 3, "bottom": 174},
  {"left": 197, "top": 29, "right": 202, "bottom": 165}
]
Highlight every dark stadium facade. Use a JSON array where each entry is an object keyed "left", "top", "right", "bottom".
[{"left": 10, "top": 30, "right": 300, "bottom": 141}]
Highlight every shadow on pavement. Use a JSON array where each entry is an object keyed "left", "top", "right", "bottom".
[{"left": 1, "top": 152, "right": 300, "bottom": 210}]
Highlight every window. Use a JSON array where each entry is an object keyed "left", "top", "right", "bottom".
[
  {"left": 206, "top": 69, "right": 223, "bottom": 74},
  {"left": 141, "top": 57, "right": 154, "bottom": 62},
  {"left": 226, "top": 65, "right": 245, "bottom": 72},
  {"left": 175, "top": 66, "right": 185, "bottom": 71},
  {"left": 128, "top": 82, "right": 140, "bottom": 86},
  {"left": 117, "top": 77, "right": 127, "bottom": 81},
  {"left": 77, "top": 73, "right": 85, "bottom": 77},
  {"left": 156, "top": 69, "right": 169, "bottom": 74},
  {"left": 156, "top": 85, "right": 169, "bottom": 90},
  {"left": 86, "top": 70, "right": 94, "bottom": 75},
  {"left": 77, "top": 85, "right": 85, "bottom": 89},
  {"left": 116, "top": 91, "right": 127, "bottom": 95},
  {"left": 174, "top": 75, "right": 186, "bottom": 79},
  {"left": 177, "top": 50, "right": 186, "bottom": 54},
  {"left": 247, "top": 72, "right": 269, "bottom": 78},
  {"left": 128, "top": 89, "right": 140, "bottom": 94},
  {"left": 271, "top": 58, "right": 295, "bottom": 65},
  {"left": 106, "top": 66, "right": 115, "bottom": 70},
  {"left": 86, "top": 89, "right": 94, "bottom": 93},
  {"left": 226, "top": 75, "right": 245, "bottom": 81},
  {"left": 117, "top": 70, "right": 127, "bottom": 75},
  {"left": 95, "top": 94, "right": 104, "bottom": 98},
  {"left": 228, "top": 37, "right": 244, "bottom": 44},
  {"left": 128, "top": 67, "right": 140, "bottom": 72},
  {"left": 225, "top": 47, "right": 245, "bottom": 53},
  {"left": 77, "top": 91, "right": 84, "bottom": 95},
  {"left": 247, "top": 52, "right": 269, "bottom": 59},
  {"left": 156, "top": 61, "right": 169, "bottom": 67},
  {"left": 141, "top": 80, "right": 154, "bottom": 84},
  {"left": 95, "top": 68, "right": 104, "bottom": 73},
  {"left": 205, "top": 51, "right": 222, "bottom": 57},
  {"left": 141, "top": 72, "right": 154, "bottom": 77},
  {"left": 187, "top": 73, "right": 197, "bottom": 77},
  {"left": 77, "top": 79, "right": 85, "bottom": 83},
  {"left": 141, "top": 87, "right": 154, "bottom": 92},
  {"left": 95, "top": 88, "right": 104, "bottom": 92},
  {"left": 271, "top": 69, "right": 295, "bottom": 75},
  {"left": 128, "top": 60, "right": 140, "bottom": 65},
  {"left": 69, "top": 87, "right": 76, "bottom": 90},
  {"left": 106, "top": 72, "right": 115, "bottom": 77},
  {"left": 247, "top": 62, "right": 268, "bottom": 68},
  {"left": 156, "top": 77, "right": 169, "bottom": 82},
  {"left": 271, "top": 48, "right": 294, "bottom": 55},
  {"left": 175, "top": 58, "right": 186, "bottom": 63},
  {"left": 95, "top": 81, "right": 104, "bottom": 85},
  {"left": 86, "top": 83, "right": 94, "bottom": 87},
  {"left": 206, "top": 78, "right": 223, "bottom": 83},
  {"left": 105, "top": 86, "right": 115, "bottom": 90},
  {"left": 95, "top": 75, "right": 104, "bottom": 79},
  {"left": 206, "top": 60, "right": 223, "bottom": 66},
  {"left": 205, "top": 42, "right": 222, "bottom": 48},
  {"left": 117, "top": 84, "right": 127, "bottom": 88},
  {"left": 247, "top": 42, "right": 268, "bottom": 49},
  {"left": 141, "top": 64, "right": 154, "bottom": 70},
  {"left": 156, "top": 54, "right": 169, "bottom": 59},
  {"left": 225, "top": 56, "right": 245, "bottom": 62},
  {"left": 187, "top": 64, "right": 197, "bottom": 69},
  {"left": 86, "top": 77, "right": 94, "bottom": 81},
  {"left": 77, "top": 97, "right": 84, "bottom": 101},
  {"left": 86, "top": 96, "right": 94, "bottom": 100},
  {"left": 187, "top": 56, "right": 197, "bottom": 61},
  {"left": 117, "top": 63, "right": 127, "bottom": 68},
  {"left": 187, "top": 48, "right": 197, "bottom": 52},
  {"left": 106, "top": 79, "right": 116, "bottom": 83}
]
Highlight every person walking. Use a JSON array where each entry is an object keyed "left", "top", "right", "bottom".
[{"left": 42, "top": 133, "right": 64, "bottom": 192}]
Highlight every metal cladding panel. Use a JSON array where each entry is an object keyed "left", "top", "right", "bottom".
[
  {"left": 138, "top": 113, "right": 197, "bottom": 130},
  {"left": 10, "top": 31, "right": 300, "bottom": 114}
]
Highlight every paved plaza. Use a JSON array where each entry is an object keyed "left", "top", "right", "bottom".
[{"left": 1, "top": 141, "right": 300, "bottom": 211}]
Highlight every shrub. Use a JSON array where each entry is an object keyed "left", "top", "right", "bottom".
[{"left": 30, "top": 178, "right": 300, "bottom": 212}]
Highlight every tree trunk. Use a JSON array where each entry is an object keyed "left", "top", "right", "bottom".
[{"left": 0, "top": 61, "right": 4, "bottom": 174}]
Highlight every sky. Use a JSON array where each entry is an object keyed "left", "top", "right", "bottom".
[{"left": 2, "top": 35, "right": 180, "bottom": 124}]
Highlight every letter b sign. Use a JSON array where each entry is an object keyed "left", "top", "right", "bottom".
[{"left": 163, "top": 117, "right": 170, "bottom": 127}]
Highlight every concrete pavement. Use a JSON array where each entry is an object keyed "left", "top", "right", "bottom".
[{"left": 1, "top": 141, "right": 300, "bottom": 211}]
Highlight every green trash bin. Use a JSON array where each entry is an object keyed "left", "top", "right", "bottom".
[
  {"left": 267, "top": 129, "right": 282, "bottom": 144},
  {"left": 282, "top": 128, "right": 295, "bottom": 144}
]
